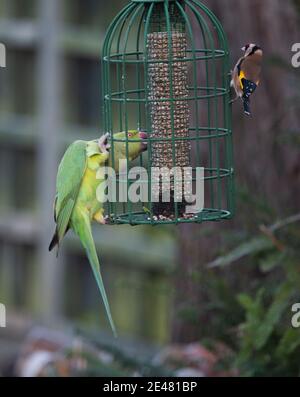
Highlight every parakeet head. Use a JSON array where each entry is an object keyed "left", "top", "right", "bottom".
[
  {"left": 241, "top": 43, "right": 262, "bottom": 57},
  {"left": 106, "top": 130, "right": 148, "bottom": 169}
]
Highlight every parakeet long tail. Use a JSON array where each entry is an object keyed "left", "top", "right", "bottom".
[
  {"left": 72, "top": 209, "right": 117, "bottom": 337},
  {"left": 49, "top": 233, "right": 59, "bottom": 252}
]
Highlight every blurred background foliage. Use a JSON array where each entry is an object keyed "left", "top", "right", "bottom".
[{"left": 0, "top": 0, "right": 299, "bottom": 377}]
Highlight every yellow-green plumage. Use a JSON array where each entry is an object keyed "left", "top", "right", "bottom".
[{"left": 49, "top": 131, "right": 147, "bottom": 336}]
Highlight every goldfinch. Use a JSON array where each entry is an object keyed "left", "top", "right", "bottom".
[{"left": 231, "top": 44, "right": 263, "bottom": 116}]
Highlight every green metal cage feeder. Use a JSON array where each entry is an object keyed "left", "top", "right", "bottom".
[{"left": 102, "top": 0, "right": 235, "bottom": 225}]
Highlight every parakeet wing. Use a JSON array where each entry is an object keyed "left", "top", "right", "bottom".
[{"left": 54, "top": 140, "right": 87, "bottom": 244}]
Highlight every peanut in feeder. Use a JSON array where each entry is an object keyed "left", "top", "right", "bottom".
[{"left": 102, "top": 0, "right": 235, "bottom": 225}]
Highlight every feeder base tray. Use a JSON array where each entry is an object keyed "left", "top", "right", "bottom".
[{"left": 110, "top": 209, "right": 232, "bottom": 226}]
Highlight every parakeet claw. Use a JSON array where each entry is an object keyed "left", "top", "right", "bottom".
[{"left": 98, "top": 133, "right": 111, "bottom": 154}]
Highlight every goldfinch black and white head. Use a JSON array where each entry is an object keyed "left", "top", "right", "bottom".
[{"left": 242, "top": 43, "right": 262, "bottom": 57}]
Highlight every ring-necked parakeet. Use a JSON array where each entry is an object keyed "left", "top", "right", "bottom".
[{"left": 49, "top": 131, "right": 147, "bottom": 336}]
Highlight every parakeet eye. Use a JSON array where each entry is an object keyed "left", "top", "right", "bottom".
[{"left": 128, "top": 133, "right": 133, "bottom": 138}]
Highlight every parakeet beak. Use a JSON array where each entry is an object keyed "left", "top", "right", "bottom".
[
  {"left": 139, "top": 131, "right": 148, "bottom": 152},
  {"left": 241, "top": 46, "right": 246, "bottom": 52}
]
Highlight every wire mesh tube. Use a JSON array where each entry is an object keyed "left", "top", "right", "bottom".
[{"left": 147, "top": 31, "right": 191, "bottom": 218}]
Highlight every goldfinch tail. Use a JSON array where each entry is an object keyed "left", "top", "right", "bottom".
[{"left": 243, "top": 98, "right": 251, "bottom": 116}]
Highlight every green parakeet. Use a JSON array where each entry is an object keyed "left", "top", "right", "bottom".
[{"left": 49, "top": 131, "right": 147, "bottom": 336}]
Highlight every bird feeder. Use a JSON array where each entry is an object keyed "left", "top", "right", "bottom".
[{"left": 102, "top": 0, "right": 235, "bottom": 225}]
